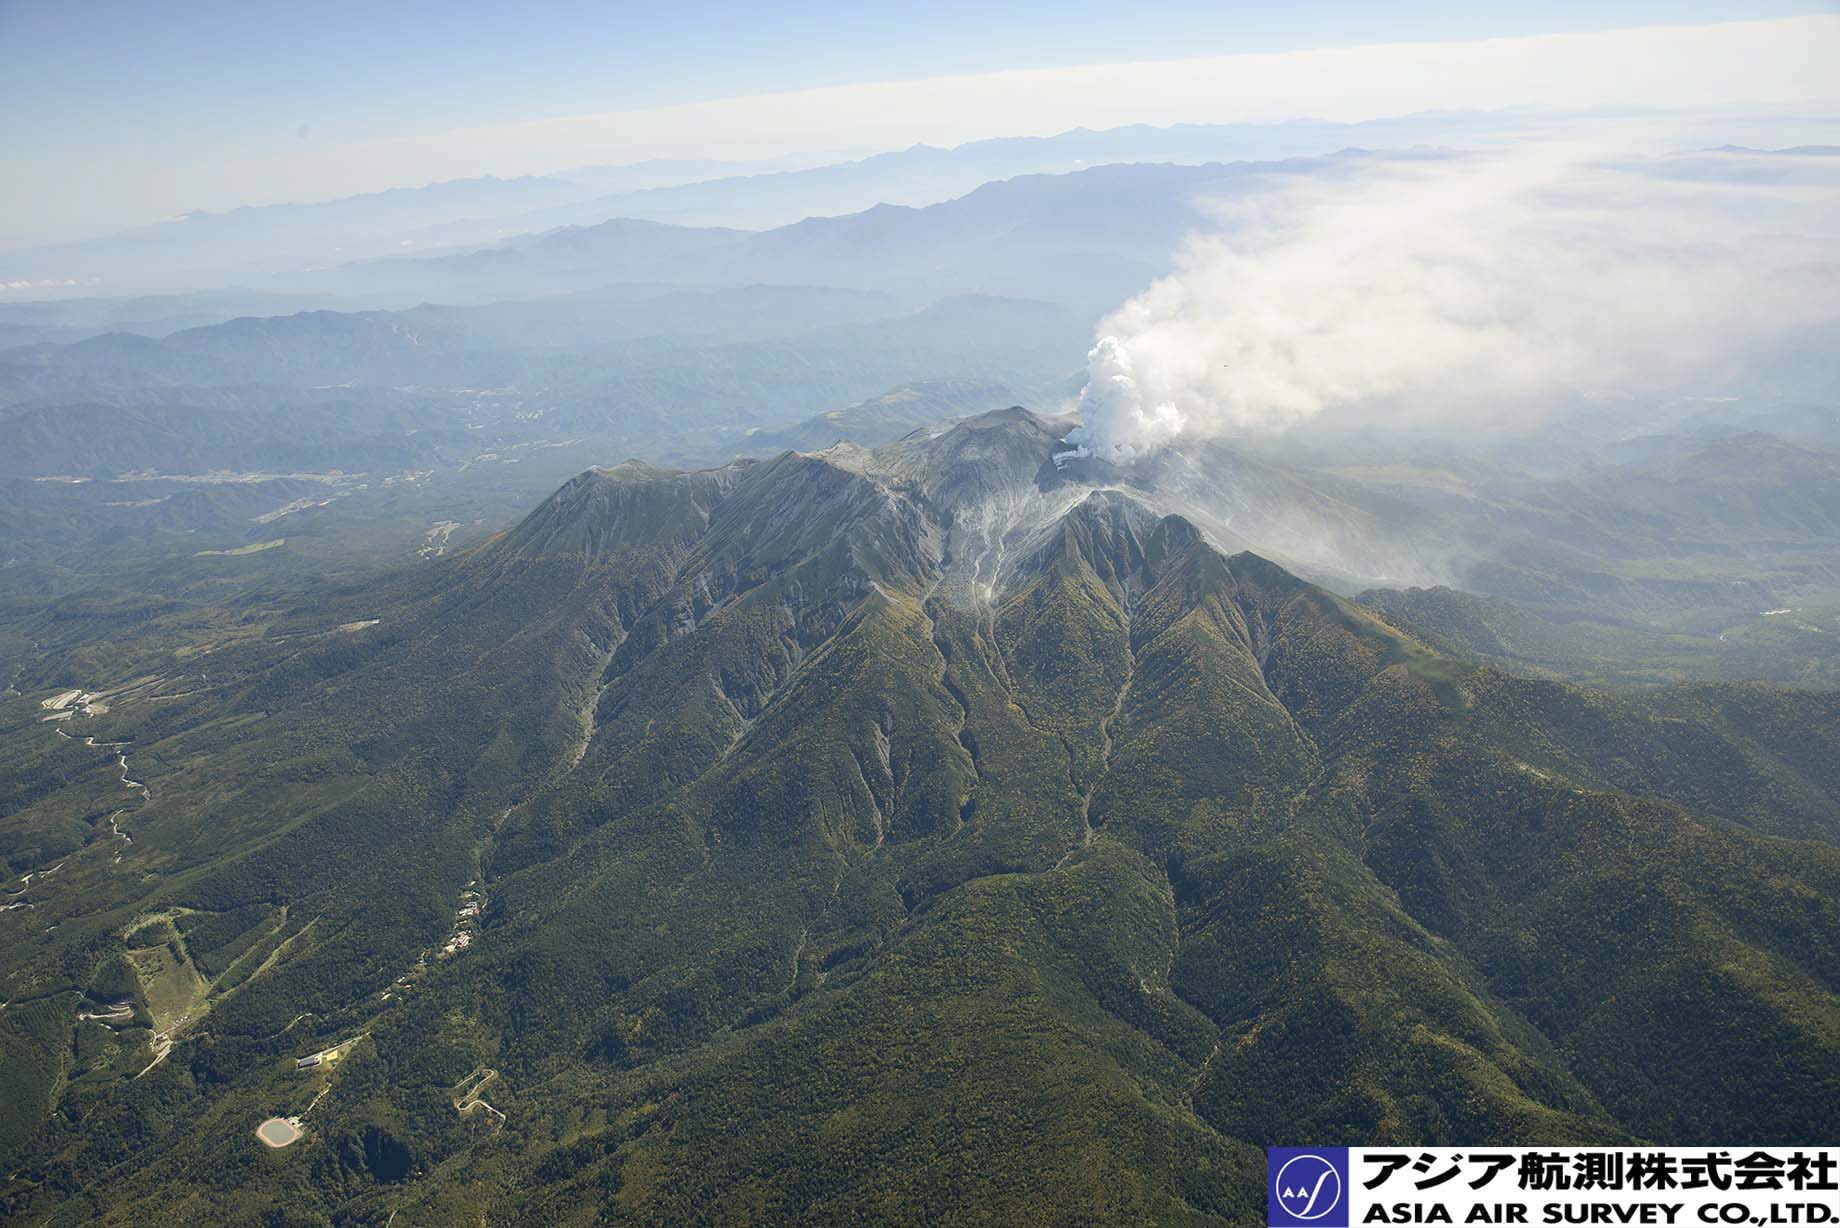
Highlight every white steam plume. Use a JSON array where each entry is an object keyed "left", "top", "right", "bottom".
[{"left": 1063, "top": 143, "right": 1840, "bottom": 462}]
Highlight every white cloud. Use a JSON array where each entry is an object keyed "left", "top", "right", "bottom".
[
  {"left": 232, "top": 16, "right": 1840, "bottom": 209},
  {"left": 1066, "top": 141, "right": 1840, "bottom": 459}
]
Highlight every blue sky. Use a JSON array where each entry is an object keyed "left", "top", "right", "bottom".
[
  {"left": 1, "top": 0, "right": 1835, "bottom": 244},
  {"left": 5, "top": 1, "right": 1824, "bottom": 150}
]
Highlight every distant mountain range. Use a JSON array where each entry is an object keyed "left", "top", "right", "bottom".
[
  {"left": 504, "top": 110, "right": 1549, "bottom": 233},
  {"left": 0, "top": 111, "right": 1563, "bottom": 299},
  {"left": 0, "top": 158, "right": 791, "bottom": 294},
  {"left": 0, "top": 149, "right": 1408, "bottom": 369},
  {"left": 286, "top": 152, "right": 1413, "bottom": 317}
]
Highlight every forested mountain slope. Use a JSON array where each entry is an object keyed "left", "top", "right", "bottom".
[{"left": 2, "top": 410, "right": 1836, "bottom": 1225}]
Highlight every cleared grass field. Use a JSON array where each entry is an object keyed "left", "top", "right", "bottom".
[{"left": 122, "top": 920, "right": 207, "bottom": 1034}]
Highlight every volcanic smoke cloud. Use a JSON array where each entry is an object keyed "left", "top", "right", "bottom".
[
  {"left": 1062, "top": 338, "right": 1186, "bottom": 464},
  {"left": 1063, "top": 143, "right": 1840, "bottom": 463}
]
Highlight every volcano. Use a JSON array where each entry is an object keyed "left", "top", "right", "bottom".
[{"left": 4, "top": 408, "right": 1838, "bottom": 1224}]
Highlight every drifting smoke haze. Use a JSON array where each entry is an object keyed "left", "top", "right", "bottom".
[{"left": 1063, "top": 142, "right": 1840, "bottom": 462}]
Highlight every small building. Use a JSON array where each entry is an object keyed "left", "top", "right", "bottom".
[{"left": 295, "top": 1054, "right": 322, "bottom": 1070}]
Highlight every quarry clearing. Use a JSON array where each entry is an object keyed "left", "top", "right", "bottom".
[
  {"left": 195, "top": 538, "right": 285, "bottom": 557},
  {"left": 254, "top": 492, "right": 346, "bottom": 524},
  {"left": 112, "top": 469, "right": 357, "bottom": 485},
  {"left": 419, "top": 520, "right": 460, "bottom": 558},
  {"left": 77, "top": 999, "right": 135, "bottom": 1024}
]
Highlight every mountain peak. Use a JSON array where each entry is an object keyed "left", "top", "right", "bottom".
[
  {"left": 592, "top": 457, "right": 686, "bottom": 481},
  {"left": 496, "top": 459, "right": 744, "bottom": 562}
]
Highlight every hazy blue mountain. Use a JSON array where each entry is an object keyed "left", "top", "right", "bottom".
[
  {"left": 0, "top": 290, "right": 375, "bottom": 349},
  {"left": 462, "top": 109, "right": 1594, "bottom": 233},
  {"left": 303, "top": 152, "right": 1410, "bottom": 316},
  {"left": 728, "top": 378, "right": 1022, "bottom": 455},
  {"left": 1441, "top": 434, "right": 1840, "bottom": 625},
  {"left": 0, "top": 112, "right": 1543, "bottom": 302},
  {"left": 0, "top": 162, "right": 773, "bottom": 298},
  {"left": 0, "top": 399, "right": 459, "bottom": 479},
  {"left": 312, "top": 218, "right": 753, "bottom": 304}
]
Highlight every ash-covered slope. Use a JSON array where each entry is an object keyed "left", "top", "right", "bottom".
[{"left": 5, "top": 409, "right": 1840, "bottom": 1225}]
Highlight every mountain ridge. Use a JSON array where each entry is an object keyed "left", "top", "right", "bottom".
[{"left": 2, "top": 408, "right": 1837, "bottom": 1223}]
